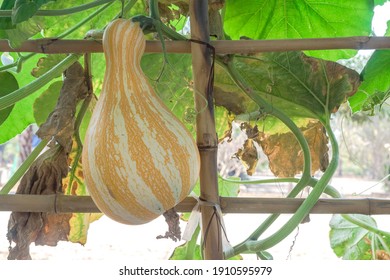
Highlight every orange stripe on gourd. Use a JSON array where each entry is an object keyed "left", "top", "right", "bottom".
[{"left": 82, "top": 19, "right": 200, "bottom": 225}]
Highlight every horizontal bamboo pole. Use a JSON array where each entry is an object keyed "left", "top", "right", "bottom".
[
  {"left": 0, "top": 194, "right": 390, "bottom": 215},
  {"left": 1, "top": 36, "right": 390, "bottom": 54}
]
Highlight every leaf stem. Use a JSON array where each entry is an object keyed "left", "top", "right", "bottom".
[
  {"left": 220, "top": 176, "right": 341, "bottom": 198},
  {"left": 341, "top": 214, "right": 390, "bottom": 238},
  {"left": 0, "top": 53, "right": 80, "bottom": 111},
  {"left": 0, "top": 138, "right": 48, "bottom": 194}
]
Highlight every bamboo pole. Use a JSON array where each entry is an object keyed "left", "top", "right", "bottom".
[
  {"left": 189, "top": 0, "right": 223, "bottom": 260},
  {"left": 1, "top": 195, "right": 390, "bottom": 215},
  {"left": 1, "top": 36, "right": 390, "bottom": 54}
]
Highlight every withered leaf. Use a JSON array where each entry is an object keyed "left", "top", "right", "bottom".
[
  {"left": 7, "top": 62, "right": 90, "bottom": 259},
  {"left": 217, "top": 111, "right": 235, "bottom": 143},
  {"left": 7, "top": 146, "right": 71, "bottom": 260},
  {"left": 254, "top": 120, "right": 329, "bottom": 177},
  {"left": 234, "top": 138, "right": 259, "bottom": 176},
  {"left": 376, "top": 250, "right": 390, "bottom": 260},
  {"left": 31, "top": 54, "right": 67, "bottom": 78},
  {"left": 157, "top": 1, "right": 189, "bottom": 23},
  {"left": 36, "top": 61, "right": 88, "bottom": 153}
]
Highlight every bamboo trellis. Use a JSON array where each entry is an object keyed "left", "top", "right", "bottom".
[
  {"left": 1, "top": 34, "right": 390, "bottom": 210},
  {"left": 1, "top": 0, "right": 390, "bottom": 260},
  {"left": 1, "top": 194, "right": 390, "bottom": 215},
  {"left": 1, "top": 37, "right": 390, "bottom": 214},
  {"left": 1, "top": 36, "right": 390, "bottom": 54}
]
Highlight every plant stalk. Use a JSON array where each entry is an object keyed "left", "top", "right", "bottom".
[{"left": 0, "top": 53, "right": 80, "bottom": 110}]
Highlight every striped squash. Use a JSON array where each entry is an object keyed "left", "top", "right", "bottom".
[{"left": 82, "top": 19, "right": 200, "bottom": 225}]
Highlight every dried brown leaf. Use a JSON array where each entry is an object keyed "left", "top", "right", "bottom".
[
  {"left": 7, "top": 62, "right": 89, "bottom": 259},
  {"left": 255, "top": 120, "right": 329, "bottom": 177},
  {"left": 376, "top": 250, "right": 390, "bottom": 260},
  {"left": 7, "top": 146, "right": 71, "bottom": 260},
  {"left": 235, "top": 138, "right": 258, "bottom": 176},
  {"left": 36, "top": 61, "right": 88, "bottom": 152}
]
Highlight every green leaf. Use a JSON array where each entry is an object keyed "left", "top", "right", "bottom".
[
  {"left": 0, "top": 86, "right": 42, "bottom": 144},
  {"left": 0, "top": 0, "right": 15, "bottom": 29},
  {"left": 0, "top": 71, "right": 18, "bottom": 126},
  {"left": 0, "top": 53, "right": 59, "bottom": 144},
  {"left": 12, "top": 0, "right": 54, "bottom": 24},
  {"left": 375, "top": 0, "right": 389, "bottom": 6},
  {"left": 141, "top": 53, "right": 197, "bottom": 133},
  {"left": 33, "top": 80, "right": 62, "bottom": 125},
  {"left": 6, "top": 17, "right": 43, "bottom": 48},
  {"left": 329, "top": 214, "right": 390, "bottom": 260},
  {"left": 170, "top": 243, "right": 203, "bottom": 260},
  {"left": 361, "top": 88, "right": 390, "bottom": 115},
  {"left": 219, "top": 176, "right": 240, "bottom": 197},
  {"left": 233, "top": 52, "right": 361, "bottom": 122},
  {"left": 170, "top": 225, "right": 201, "bottom": 260},
  {"left": 223, "top": 0, "right": 374, "bottom": 60},
  {"left": 349, "top": 50, "right": 390, "bottom": 113}
]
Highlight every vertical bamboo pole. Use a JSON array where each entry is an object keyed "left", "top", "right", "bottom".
[{"left": 189, "top": 0, "right": 223, "bottom": 259}]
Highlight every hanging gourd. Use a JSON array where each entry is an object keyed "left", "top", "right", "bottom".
[{"left": 82, "top": 18, "right": 200, "bottom": 225}]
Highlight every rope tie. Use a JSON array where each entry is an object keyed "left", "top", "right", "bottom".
[{"left": 182, "top": 192, "right": 234, "bottom": 257}]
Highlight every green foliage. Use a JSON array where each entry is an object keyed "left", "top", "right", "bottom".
[
  {"left": 225, "top": 52, "right": 361, "bottom": 122},
  {"left": 0, "top": 0, "right": 16, "bottom": 29},
  {"left": 330, "top": 214, "right": 390, "bottom": 260},
  {"left": 12, "top": 0, "right": 55, "bottom": 24},
  {"left": 0, "top": 53, "right": 58, "bottom": 143},
  {"left": 223, "top": 0, "right": 374, "bottom": 60},
  {"left": 349, "top": 50, "right": 390, "bottom": 113},
  {"left": 0, "top": 71, "right": 18, "bottom": 125}
]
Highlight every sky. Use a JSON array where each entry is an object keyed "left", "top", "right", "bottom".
[{"left": 373, "top": 1, "right": 390, "bottom": 35}]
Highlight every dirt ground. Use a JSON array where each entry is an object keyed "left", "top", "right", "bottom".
[{"left": 0, "top": 177, "right": 388, "bottom": 260}]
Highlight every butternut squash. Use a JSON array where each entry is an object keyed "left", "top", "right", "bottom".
[{"left": 82, "top": 19, "right": 200, "bottom": 225}]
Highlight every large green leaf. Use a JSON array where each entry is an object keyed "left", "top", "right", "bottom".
[
  {"left": 329, "top": 214, "right": 390, "bottom": 260},
  {"left": 349, "top": 22, "right": 390, "bottom": 113},
  {"left": 5, "top": 17, "right": 44, "bottom": 48},
  {"left": 40, "top": 0, "right": 145, "bottom": 39},
  {"left": 12, "top": 0, "right": 55, "bottom": 24},
  {"left": 232, "top": 52, "right": 361, "bottom": 122},
  {"left": 223, "top": 0, "right": 374, "bottom": 60},
  {"left": 141, "top": 53, "right": 196, "bottom": 134},
  {"left": 0, "top": 71, "right": 18, "bottom": 126},
  {"left": 0, "top": 54, "right": 58, "bottom": 144}
]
